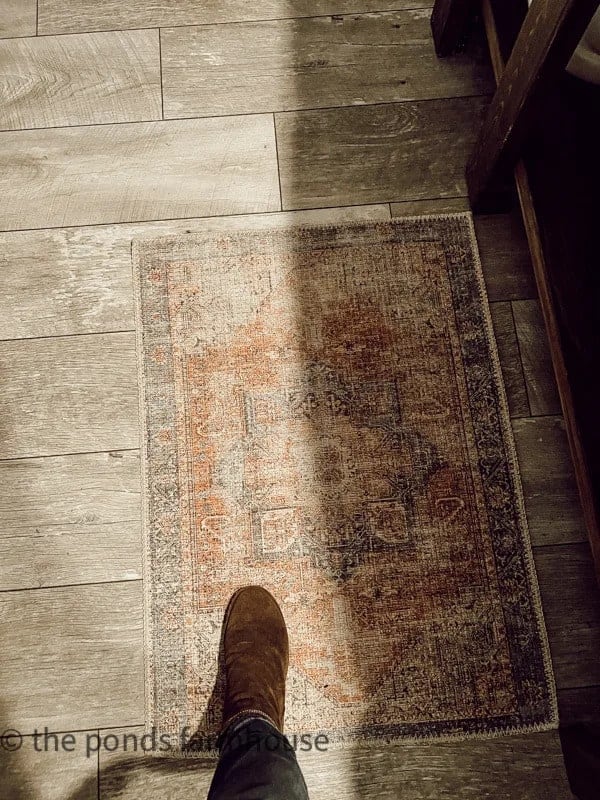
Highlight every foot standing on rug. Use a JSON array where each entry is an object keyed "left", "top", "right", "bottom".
[{"left": 207, "top": 586, "right": 310, "bottom": 800}]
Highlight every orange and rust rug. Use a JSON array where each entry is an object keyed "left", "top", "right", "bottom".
[{"left": 133, "top": 214, "right": 557, "bottom": 748}]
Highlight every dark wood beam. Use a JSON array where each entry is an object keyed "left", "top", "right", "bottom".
[
  {"left": 466, "top": 0, "right": 598, "bottom": 207},
  {"left": 485, "top": 0, "right": 529, "bottom": 66},
  {"left": 431, "top": 0, "right": 477, "bottom": 55},
  {"left": 518, "top": 76, "right": 600, "bottom": 580}
]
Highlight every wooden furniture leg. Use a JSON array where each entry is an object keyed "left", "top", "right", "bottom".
[
  {"left": 466, "top": 0, "right": 599, "bottom": 207},
  {"left": 476, "top": 0, "right": 600, "bottom": 580},
  {"left": 431, "top": 0, "right": 477, "bottom": 55}
]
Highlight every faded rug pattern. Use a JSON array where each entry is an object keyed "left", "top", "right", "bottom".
[{"left": 133, "top": 215, "right": 557, "bottom": 747}]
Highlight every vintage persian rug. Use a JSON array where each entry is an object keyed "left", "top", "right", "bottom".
[{"left": 133, "top": 214, "right": 557, "bottom": 749}]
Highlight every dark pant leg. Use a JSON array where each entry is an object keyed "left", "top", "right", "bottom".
[{"left": 207, "top": 718, "right": 309, "bottom": 800}]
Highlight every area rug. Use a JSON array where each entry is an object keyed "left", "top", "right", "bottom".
[{"left": 132, "top": 214, "right": 557, "bottom": 750}]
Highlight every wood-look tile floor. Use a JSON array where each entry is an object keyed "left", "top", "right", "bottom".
[{"left": 0, "top": 2, "right": 598, "bottom": 797}]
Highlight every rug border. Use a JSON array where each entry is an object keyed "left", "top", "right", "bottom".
[
  {"left": 457, "top": 211, "right": 558, "bottom": 732},
  {"left": 131, "top": 236, "right": 156, "bottom": 742},
  {"left": 131, "top": 211, "right": 558, "bottom": 751}
]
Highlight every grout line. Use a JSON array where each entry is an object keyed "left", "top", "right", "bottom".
[
  {"left": 272, "top": 113, "right": 284, "bottom": 212},
  {"left": 558, "top": 684, "right": 600, "bottom": 694},
  {"left": 0, "top": 199, "right": 468, "bottom": 235},
  {"left": 20, "top": 6, "right": 434, "bottom": 41},
  {"left": 126, "top": 5, "right": 436, "bottom": 32},
  {"left": 0, "top": 92, "right": 490, "bottom": 136},
  {"left": 0, "top": 578, "right": 142, "bottom": 594},
  {"left": 97, "top": 728, "right": 101, "bottom": 800},
  {"left": 0, "top": 447, "right": 139, "bottom": 463},
  {"left": 521, "top": 410, "right": 563, "bottom": 420},
  {"left": 97, "top": 724, "right": 145, "bottom": 732},
  {"left": 35, "top": 0, "right": 39, "bottom": 35},
  {"left": 271, "top": 92, "right": 491, "bottom": 118},
  {"left": 390, "top": 197, "right": 472, "bottom": 214},
  {"left": 510, "top": 300, "right": 533, "bottom": 417},
  {"left": 392, "top": 194, "right": 468, "bottom": 204},
  {"left": 9, "top": 725, "right": 143, "bottom": 737},
  {"left": 0, "top": 329, "right": 135, "bottom": 344},
  {"left": 510, "top": 412, "right": 564, "bottom": 423},
  {"left": 157, "top": 28, "right": 165, "bottom": 120},
  {"left": 533, "top": 541, "right": 588, "bottom": 553}
]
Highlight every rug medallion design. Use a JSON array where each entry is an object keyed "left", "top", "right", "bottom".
[{"left": 133, "top": 215, "right": 557, "bottom": 747}]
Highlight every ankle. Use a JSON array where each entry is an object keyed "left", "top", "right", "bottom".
[{"left": 221, "top": 708, "right": 281, "bottom": 737}]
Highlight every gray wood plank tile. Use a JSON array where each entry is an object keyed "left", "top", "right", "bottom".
[
  {"left": 0, "top": 0, "right": 36, "bottom": 38},
  {"left": 0, "top": 30, "right": 161, "bottom": 130},
  {"left": 513, "top": 299, "right": 561, "bottom": 416},
  {"left": 0, "top": 332, "right": 138, "bottom": 459},
  {"left": 512, "top": 416, "right": 586, "bottom": 547},
  {"left": 0, "top": 581, "right": 143, "bottom": 732},
  {"left": 489, "top": 301, "right": 530, "bottom": 418},
  {"left": 276, "top": 97, "right": 488, "bottom": 209},
  {"left": 161, "top": 10, "right": 492, "bottom": 118},
  {"left": 0, "top": 451, "right": 141, "bottom": 590},
  {"left": 97, "top": 726, "right": 571, "bottom": 800},
  {"left": 535, "top": 542, "right": 600, "bottom": 690},
  {"left": 473, "top": 213, "right": 537, "bottom": 302},
  {"left": 0, "top": 731, "right": 97, "bottom": 800},
  {"left": 0, "top": 116, "right": 279, "bottom": 231},
  {"left": 0, "top": 205, "right": 390, "bottom": 340},
  {"left": 298, "top": 733, "right": 572, "bottom": 800},
  {"left": 38, "top": 0, "right": 431, "bottom": 36}
]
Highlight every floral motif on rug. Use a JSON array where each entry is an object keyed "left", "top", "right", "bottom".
[{"left": 133, "top": 215, "right": 557, "bottom": 748}]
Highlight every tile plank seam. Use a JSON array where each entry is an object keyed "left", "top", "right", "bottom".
[
  {"left": 0, "top": 200, "right": 466, "bottom": 235},
  {"left": 0, "top": 578, "right": 143, "bottom": 594},
  {"left": 0, "top": 447, "right": 139, "bottom": 463},
  {"left": 157, "top": 28, "right": 164, "bottom": 119},
  {"left": 273, "top": 112, "right": 284, "bottom": 211},
  {"left": 33, "top": 6, "right": 437, "bottom": 39},
  {"left": 509, "top": 300, "right": 533, "bottom": 417},
  {"left": 0, "top": 93, "right": 492, "bottom": 137}
]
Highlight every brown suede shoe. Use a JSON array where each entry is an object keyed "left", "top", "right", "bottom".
[{"left": 221, "top": 586, "right": 289, "bottom": 735}]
